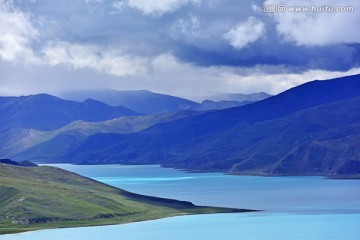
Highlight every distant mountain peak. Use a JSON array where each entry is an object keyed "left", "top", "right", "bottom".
[
  {"left": 83, "top": 98, "right": 105, "bottom": 105},
  {"left": 59, "top": 89, "right": 200, "bottom": 115},
  {"left": 0, "top": 94, "right": 140, "bottom": 131},
  {"left": 204, "top": 92, "right": 271, "bottom": 102}
]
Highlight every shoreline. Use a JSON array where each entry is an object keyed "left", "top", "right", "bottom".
[
  {"left": 1, "top": 207, "right": 258, "bottom": 236},
  {"left": 45, "top": 163, "right": 360, "bottom": 179},
  {"left": 0, "top": 164, "right": 257, "bottom": 236}
]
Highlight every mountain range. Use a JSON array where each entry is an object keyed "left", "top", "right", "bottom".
[
  {"left": 1, "top": 74, "right": 360, "bottom": 177},
  {"left": 1, "top": 91, "right": 265, "bottom": 158},
  {"left": 59, "top": 89, "right": 270, "bottom": 114},
  {"left": 60, "top": 89, "right": 199, "bottom": 114},
  {"left": 205, "top": 92, "right": 271, "bottom": 102},
  {"left": 0, "top": 94, "right": 140, "bottom": 131}
]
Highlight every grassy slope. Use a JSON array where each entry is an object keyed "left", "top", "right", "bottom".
[{"left": 0, "top": 164, "right": 250, "bottom": 235}]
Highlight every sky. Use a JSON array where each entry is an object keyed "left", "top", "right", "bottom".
[{"left": 0, "top": 0, "right": 359, "bottom": 100}]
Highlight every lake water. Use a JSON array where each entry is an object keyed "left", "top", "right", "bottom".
[{"left": 2, "top": 164, "right": 360, "bottom": 240}]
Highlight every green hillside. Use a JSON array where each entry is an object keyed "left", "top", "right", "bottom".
[{"left": 0, "top": 164, "right": 249, "bottom": 235}]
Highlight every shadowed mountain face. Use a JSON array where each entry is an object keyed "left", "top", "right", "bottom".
[
  {"left": 0, "top": 94, "right": 140, "bottom": 131},
  {"left": 34, "top": 74, "right": 360, "bottom": 176},
  {"left": 169, "top": 96, "right": 360, "bottom": 175},
  {"left": 60, "top": 90, "right": 200, "bottom": 115}
]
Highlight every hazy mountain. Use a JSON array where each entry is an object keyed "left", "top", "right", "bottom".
[
  {"left": 205, "top": 92, "right": 271, "bottom": 102},
  {"left": 191, "top": 92, "right": 271, "bottom": 111},
  {"left": 59, "top": 89, "right": 200, "bottom": 114},
  {"left": 191, "top": 100, "right": 253, "bottom": 111},
  {"left": 0, "top": 94, "right": 140, "bottom": 131},
  {"left": 60, "top": 90, "right": 270, "bottom": 114},
  {"left": 43, "top": 74, "right": 360, "bottom": 176}
]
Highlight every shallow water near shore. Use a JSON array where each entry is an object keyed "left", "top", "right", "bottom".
[{"left": 2, "top": 164, "right": 360, "bottom": 240}]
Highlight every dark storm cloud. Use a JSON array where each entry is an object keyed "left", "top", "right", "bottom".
[{"left": 12, "top": 0, "right": 360, "bottom": 71}]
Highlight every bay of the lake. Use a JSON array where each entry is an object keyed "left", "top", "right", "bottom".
[{"left": 2, "top": 164, "right": 360, "bottom": 240}]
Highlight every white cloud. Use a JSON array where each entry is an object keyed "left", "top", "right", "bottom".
[
  {"left": 1, "top": 49, "right": 360, "bottom": 101},
  {"left": 219, "top": 67, "right": 360, "bottom": 96},
  {"left": 223, "top": 17, "right": 265, "bottom": 49},
  {"left": 125, "top": 0, "right": 201, "bottom": 17},
  {"left": 42, "top": 42, "right": 148, "bottom": 77},
  {"left": 0, "top": 0, "right": 149, "bottom": 78},
  {"left": 0, "top": 0, "right": 39, "bottom": 62},
  {"left": 268, "top": 0, "right": 360, "bottom": 46}
]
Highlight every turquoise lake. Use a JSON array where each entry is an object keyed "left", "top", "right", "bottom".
[{"left": 2, "top": 164, "right": 360, "bottom": 240}]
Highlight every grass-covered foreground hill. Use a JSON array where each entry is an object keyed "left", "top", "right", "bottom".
[{"left": 0, "top": 163, "right": 250, "bottom": 235}]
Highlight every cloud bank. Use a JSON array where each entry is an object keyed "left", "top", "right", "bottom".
[
  {"left": 0, "top": 1, "right": 38, "bottom": 62},
  {"left": 0, "top": 0, "right": 359, "bottom": 99}
]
